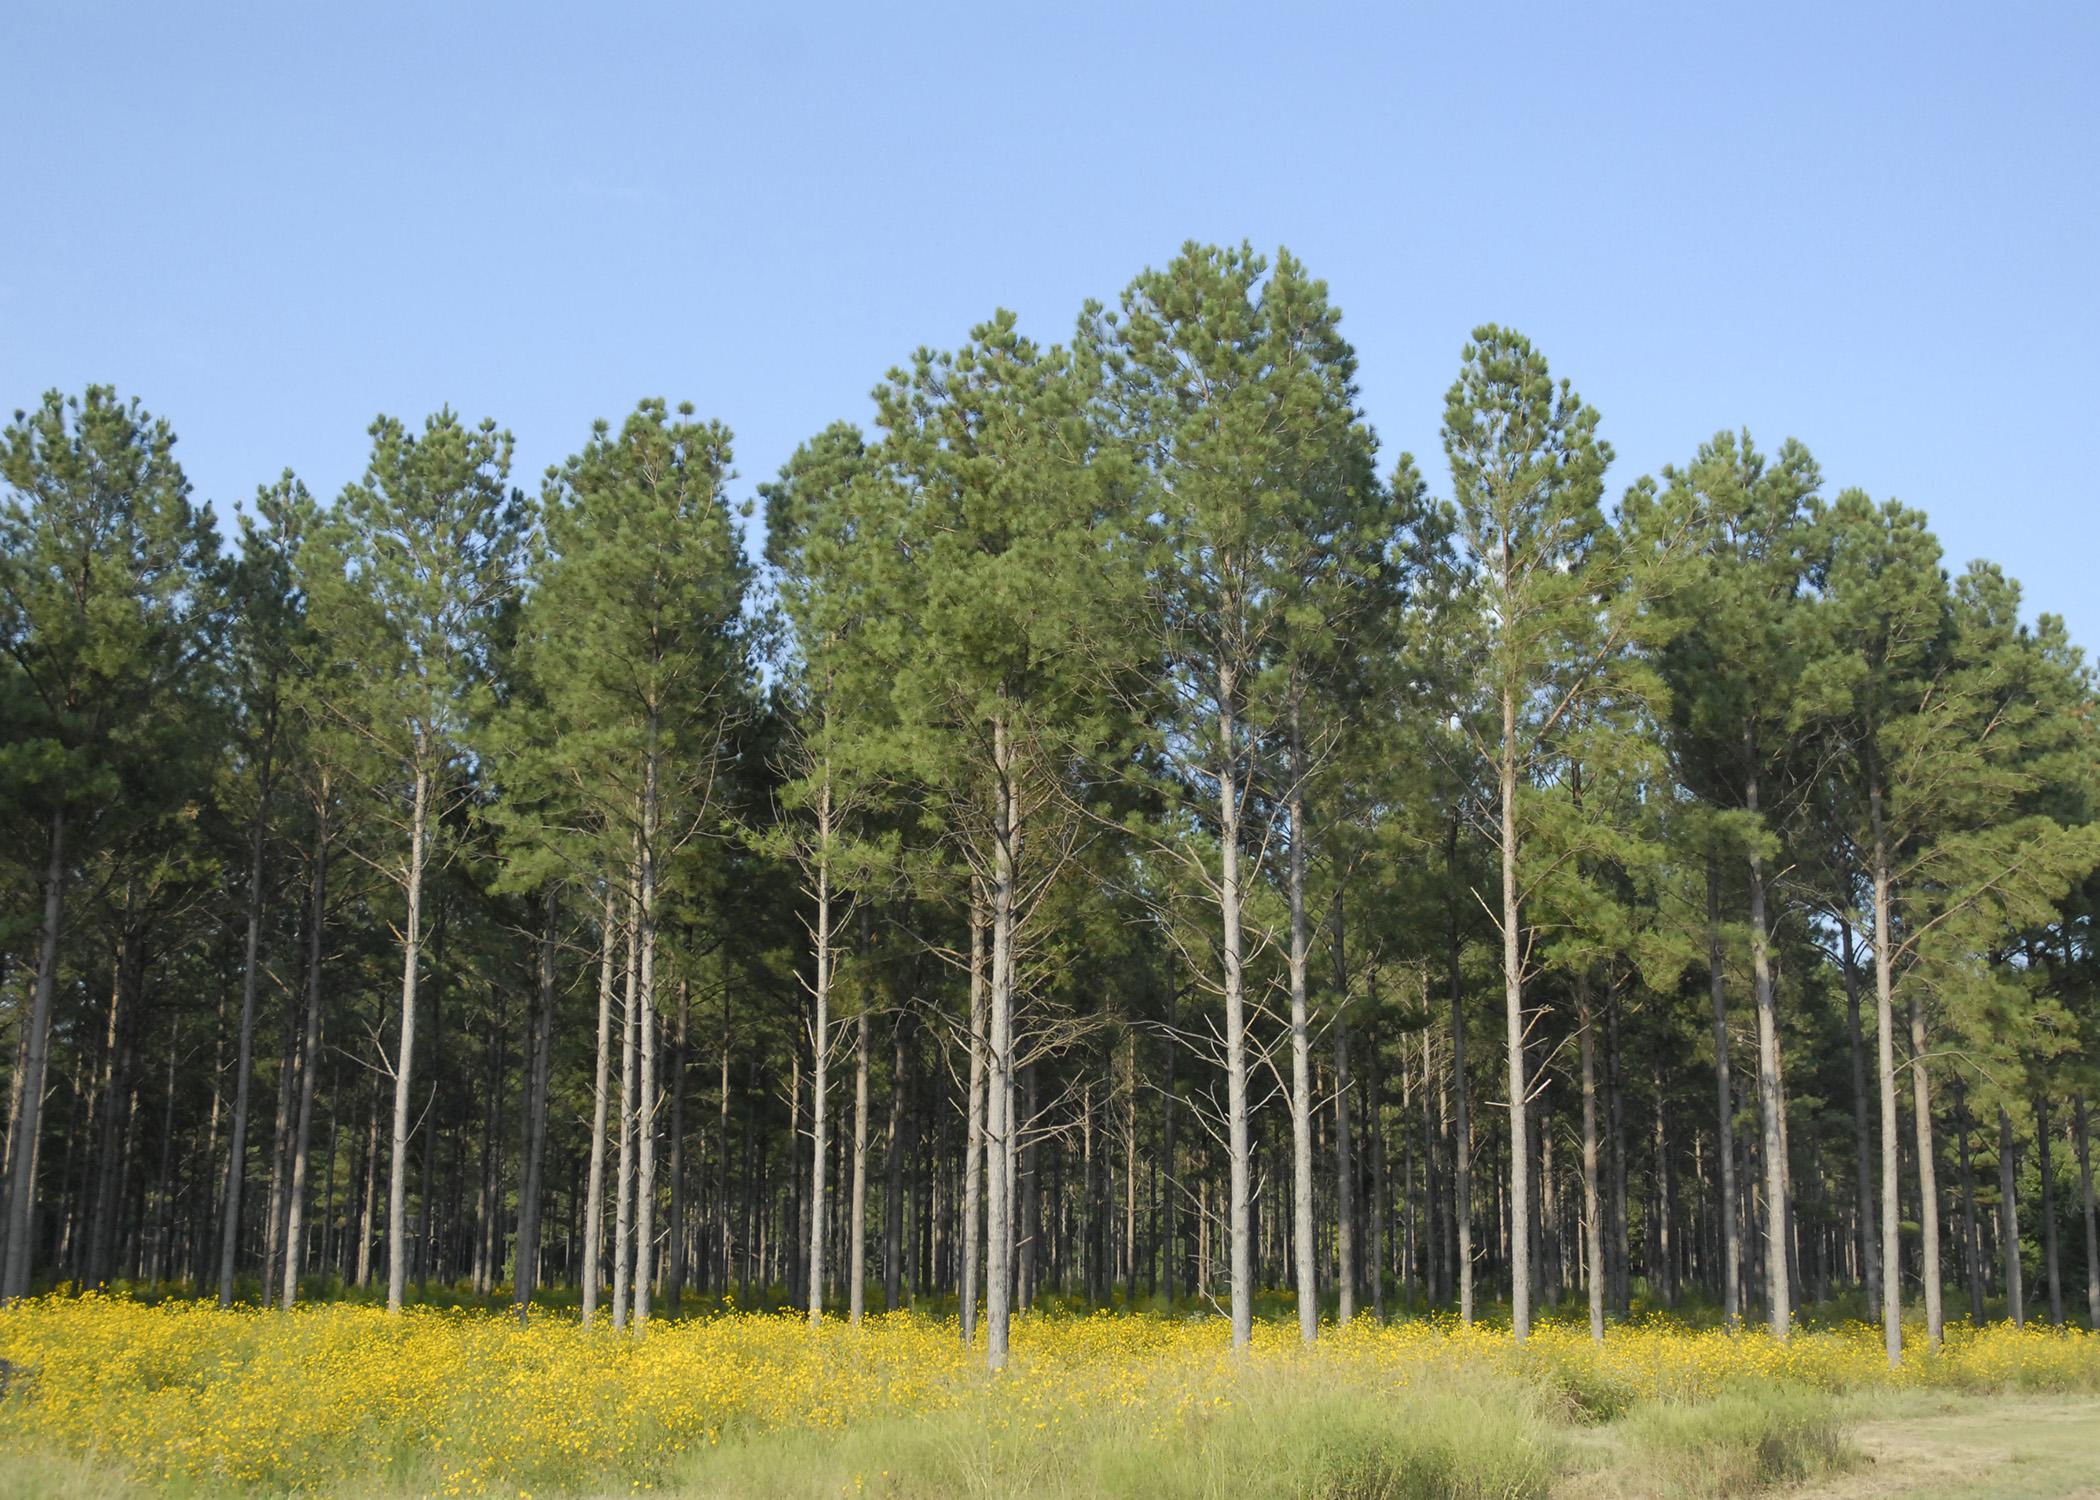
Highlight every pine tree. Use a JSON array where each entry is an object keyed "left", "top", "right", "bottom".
[
  {"left": 0, "top": 388, "right": 222, "bottom": 1301},
  {"left": 305, "top": 409, "right": 525, "bottom": 1314},
  {"left": 759, "top": 422, "right": 892, "bottom": 1327},
  {"left": 1100, "top": 244, "right": 1373, "bottom": 1349},
  {"left": 1646, "top": 431, "right": 1822, "bottom": 1337},
  {"left": 1441, "top": 327, "right": 1691, "bottom": 1340},
  {"left": 526, "top": 398, "right": 750, "bottom": 1333},
  {"left": 1804, "top": 498, "right": 2100, "bottom": 1359}
]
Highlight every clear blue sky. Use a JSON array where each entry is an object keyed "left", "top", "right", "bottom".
[{"left": 6, "top": 3, "right": 2095, "bottom": 646}]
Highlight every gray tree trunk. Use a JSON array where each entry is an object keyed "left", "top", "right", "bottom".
[
  {"left": 385, "top": 758, "right": 431, "bottom": 1314},
  {"left": 1286, "top": 707, "right": 1317, "bottom": 1344},
  {"left": 355, "top": 1081, "right": 377, "bottom": 1288},
  {"left": 1498, "top": 684, "right": 1531, "bottom": 1341},
  {"left": 666, "top": 978, "right": 688, "bottom": 1312},
  {"left": 2075, "top": 1099, "right": 2098, "bottom": 1329},
  {"left": 985, "top": 711, "right": 1018, "bottom": 1367},
  {"left": 2036, "top": 1093, "right": 2062, "bottom": 1326},
  {"left": 280, "top": 803, "right": 330, "bottom": 1309},
  {"left": 1957, "top": 1092, "right": 1985, "bottom": 1323},
  {"left": 1999, "top": 1106, "right": 2024, "bottom": 1326},
  {"left": 633, "top": 756, "right": 660, "bottom": 1334},
  {"left": 1707, "top": 857, "right": 1742, "bottom": 1330},
  {"left": 1870, "top": 774, "right": 1903, "bottom": 1365},
  {"left": 961, "top": 900, "right": 986, "bottom": 1345},
  {"left": 1840, "top": 913, "right": 1882, "bottom": 1318},
  {"left": 849, "top": 1007, "right": 870, "bottom": 1323},
  {"left": 1122, "top": 1033, "right": 1139, "bottom": 1304},
  {"left": 581, "top": 885, "right": 617, "bottom": 1325},
  {"left": 1331, "top": 888, "right": 1355, "bottom": 1325},
  {"left": 806, "top": 771, "right": 834, "bottom": 1325},
  {"left": 219, "top": 748, "right": 274, "bottom": 1306},
  {"left": 1744, "top": 766, "right": 1790, "bottom": 1340},
  {"left": 1908, "top": 992, "right": 1943, "bottom": 1345},
  {"left": 884, "top": 1014, "right": 908, "bottom": 1310},
  {"left": 1217, "top": 671, "right": 1254, "bottom": 1351},
  {"left": 1446, "top": 820, "right": 1473, "bottom": 1325},
  {"left": 260, "top": 992, "right": 297, "bottom": 1304},
  {"left": 1579, "top": 973, "right": 1605, "bottom": 1343},
  {"left": 513, "top": 883, "right": 556, "bottom": 1322},
  {"left": 613, "top": 870, "right": 640, "bottom": 1330}
]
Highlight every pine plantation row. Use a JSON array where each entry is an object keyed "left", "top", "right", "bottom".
[{"left": 3, "top": 243, "right": 2097, "bottom": 1375}]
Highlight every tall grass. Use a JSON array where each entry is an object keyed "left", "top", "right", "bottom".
[
  {"left": 1599, "top": 1385, "right": 1854, "bottom": 1498},
  {"left": 680, "top": 1367, "right": 1563, "bottom": 1500}
]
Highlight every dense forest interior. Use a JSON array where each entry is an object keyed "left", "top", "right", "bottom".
[{"left": 6, "top": 243, "right": 2099, "bottom": 1376}]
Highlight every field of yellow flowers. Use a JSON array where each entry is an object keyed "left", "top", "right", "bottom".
[{"left": 0, "top": 1295, "right": 2095, "bottom": 1497}]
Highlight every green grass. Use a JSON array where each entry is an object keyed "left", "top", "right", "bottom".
[
  {"left": 675, "top": 1368, "right": 1566, "bottom": 1499},
  {"left": 23, "top": 1388, "right": 2098, "bottom": 1500},
  {"left": 1793, "top": 1391, "right": 2100, "bottom": 1500},
  {"left": 1586, "top": 1385, "right": 1855, "bottom": 1497}
]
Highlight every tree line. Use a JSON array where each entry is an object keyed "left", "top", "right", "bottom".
[{"left": 4, "top": 243, "right": 2098, "bottom": 1373}]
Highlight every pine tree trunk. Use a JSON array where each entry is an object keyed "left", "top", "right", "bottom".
[
  {"left": 613, "top": 873, "right": 640, "bottom": 1330},
  {"left": 1369, "top": 1000, "right": 1389, "bottom": 1321},
  {"left": 145, "top": 1030, "right": 178, "bottom": 1285},
  {"left": 2075, "top": 1098, "right": 2098, "bottom": 1329},
  {"left": 806, "top": 768, "right": 834, "bottom": 1325},
  {"left": 355, "top": 1079, "right": 377, "bottom": 1289},
  {"left": 1332, "top": 888, "right": 1356, "bottom": 1325},
  {"left": 1499, "top": 685, "right": 1531, "bottom": 1340},
  {"left": 1655, "top": 1092, "right": 1676, "bottom": 1306},
  {"left": 850, "top": 1006, "right": 871, "bottom": 1323},
  {"left": 884, "top": 1013, "right": 908, "bottom": 1311},
  {"left": 582, "top": 886, "right": 617, "bottom": 1325},
  {"left": 1121, "top": 1033, "right": 1139, "bottom": 1305},
  {"left": 1019, "top": 1065, "right": 1040, "bottom": 1308},
  {"left": 1744, "top": 766, "right": 1790, "bottom": 1340},
  {"left": 1579, "top": 973, "right": 1605, "bottom": 1342},
  {"left": 1999, "top": 1107, "right": 2024, "bottom": 1325},
  {"left": 261, "top": 995, "right": 297, "bottom": 1306},
  {"left": 218, "top": 750, "right": 274, "bottom": 1306},
  {"left": 1706, "top": 858, "right": 1742, "bottom": 1329},
  {"left": 386, "top": 758, "right": 431, "bottom": 1314},
  {"left": 961, "top": 899, "right": 986, "bottom": 1345},
  {"left": 280, "top": 805, "right": 330, "bottom": 1309},
  {"left": 1840, "top": 913, "right": 1882, "bottom": 1318},
  {"left": 1286, "top": 705, "right": 1317, "bottom": 1344},
  {"left": 1217, "top": 670, "right": 1254, "bottom": 1351},
  {"left": 717, "top": 965, "right": 733, "bottom": 1298},
  {"left": 1907, "top": 992, "right": 1943, "bottom": 1345},
  {"left": 1957, "top": 1089, "right": 1985, "bottom": 1324},
  {"left": 986, "top": 711, "right": 1018, "bottom": 1368},
  {"left": 634, "top": 755, "right": 661, "bottom": 1334},
  {"left": 514, "top": 883, "right": 557, "bottom": 1322},
  {"left": 667, "top": 978, "right": 688, "bottom": 1315},
  {"left": 1607, "top": 984, "right": 1630, "bottom": 1315},
  {"left": 414, "top": 916, "right": 443, "bottom": 1301},
  {"left": 2036, "top": 1093, "right": 2062, "bottom": 1326},
  {"left": 1869, "top": 772, "right": 1903, "bottom": 1365},
  {"left": 1162, "top": 973, "right": 1180, "bottom": 1306},
  {"left": 86, "top": 919, "right": 141, "bottom": 1290},
  {"left": 1446, "top": 821, "right": 1473, "bottom": 1325},
  {"left": 1422, "top": 1023, "right": 1442, "bottom": 1307}
]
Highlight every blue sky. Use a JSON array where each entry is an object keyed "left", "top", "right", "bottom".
[{"left": 6, "top": 3, "right": 2096, "bottom": 646}]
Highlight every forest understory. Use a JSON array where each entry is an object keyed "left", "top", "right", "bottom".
[{"left": 1, "top": 1294, "right": 2097, "bottom": 1499}]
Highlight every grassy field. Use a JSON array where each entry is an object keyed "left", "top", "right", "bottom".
[{"left": 0, "top": 1295, "right": 2095, "bottom": 1498}]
